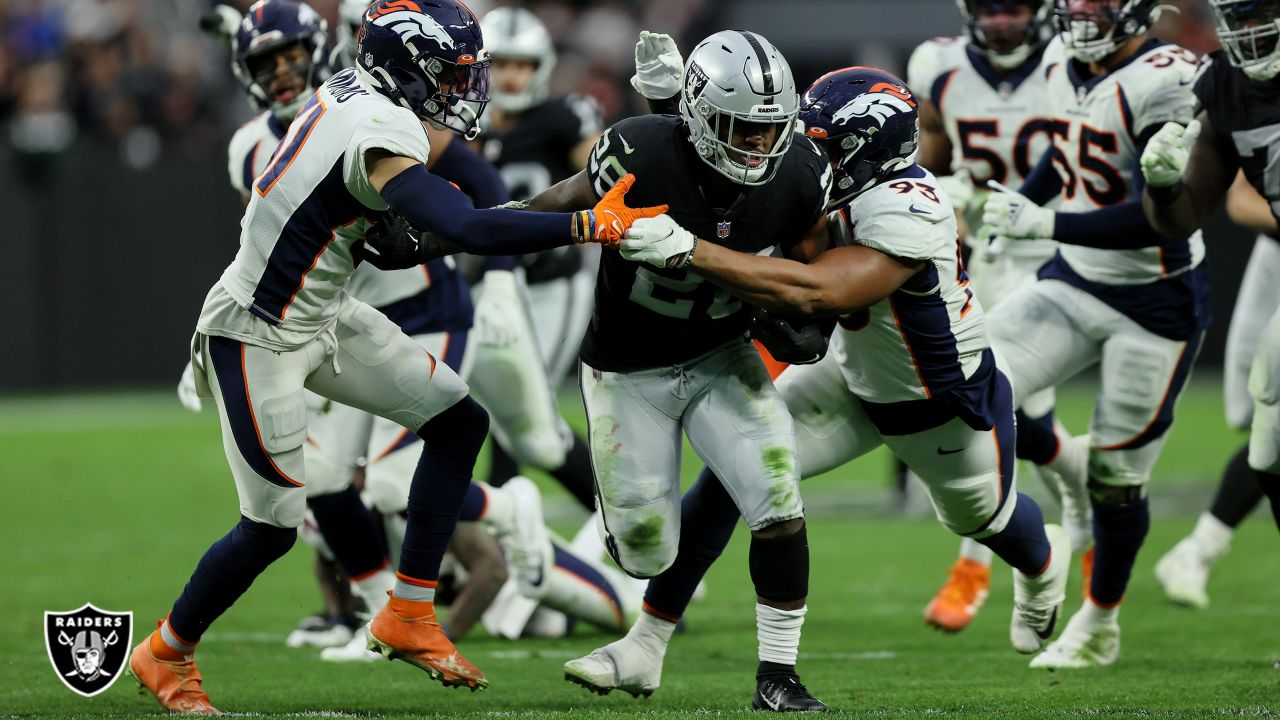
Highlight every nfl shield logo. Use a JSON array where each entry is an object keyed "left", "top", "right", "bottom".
[
  {"left": 717, "top": 221, "right": 731, "bottom": 239},
  {"left": 45, "top": 603, "right": 132, "bottom": 697}
]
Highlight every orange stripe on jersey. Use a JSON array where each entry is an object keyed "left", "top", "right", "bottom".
[
  {"left": 279, "top": 216, "right": 360, "bottom": 322},
  {"left": 256, "top": 98, "right": 326, "bottom": 198},
  {"left": 241, "top": 344, "right": 304, "bottom": 487},
  {"left": 889, "top": 298, "right": 932, "bottom": 399}
]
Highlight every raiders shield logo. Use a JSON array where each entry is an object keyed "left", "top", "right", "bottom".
[{"left": 45, "top": 603, "right": 132, "bottom": 697}]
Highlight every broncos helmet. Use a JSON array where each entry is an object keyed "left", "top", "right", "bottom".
[
  {"left": 799, "top": 67, "right": 920, "bottom": 209},
  {"left": 481, "top": 7, "right": 556, "bottom": 113},
  {"left": 1055, "top": 0, "right": 1167, "bottom": 63},
  {"left": 1211, "top": 0, "right": 1280, "bottom": 81},
  {"left": 957, "top": 0, "right": 1055, "bottom": 69},
  {"left": 356, "top": 0, "right": 491, "bottom": 140},
  {"left": 232, "top": 0, "right": 330, "bottom": 121}
]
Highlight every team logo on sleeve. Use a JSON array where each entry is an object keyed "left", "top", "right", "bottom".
[
  {"left": 366, "top": 0, "right": 455, "bottom": 50},
  {"left": 44, "top": 604, "right": 132, "bottom": 697},
  {"left": 832, "top": 83, "right": 916, "bottom": 127}
]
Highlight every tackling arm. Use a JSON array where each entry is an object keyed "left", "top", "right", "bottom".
[{"left": 1142, "top": 112, "right": 1234, "bottom": 240}]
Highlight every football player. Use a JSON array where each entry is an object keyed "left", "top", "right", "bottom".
[
  {"left": 1139, "top": 0, "right": 1280, "bottom": 536},
  {"left": 907, "top": 0, "right": 1091, "bottom": 633},
  {"left": 517, "top": 30, "right": 832, "bottom": 710},
  {"left": 126, "top": 0, "right": 662, "bottom": 711},
  {"left": 1154, "top": 178, "right": 1279, "bottom": 609},
  {"left": 475, "top": 6, "right": 603, "bottom": 510},
  {"left": 602, "top": 66, "right": 1072, "bottom": 709},
  {"left": 977, "top": 0, "right": 1208, "bottom": 668}
]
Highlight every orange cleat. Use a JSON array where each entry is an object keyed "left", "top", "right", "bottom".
[
  {"left": 127, "top": 632, "right": 219, "bottom": 715},
  {"left": 367, "top": 600, "right": 488, "bottom": 691},
  {"left": 924, "top": 557, "right": 992, "bottom": 632}
]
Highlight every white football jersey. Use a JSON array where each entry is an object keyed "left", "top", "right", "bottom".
[
  {"left": 224, "top": 97, "right": 438, "bottom": 323},
  {"left": 200, "top": 68, "right": 430, "bottom": 350},
  {"left": 831, "top": 166, "right": 989, "bottom": 404},
  {"left": 1042, "top": 37, "right": 1205, "bottom": 285},
  {"left": 907, "top": 36, "right": 1060, "bottom": 257}
]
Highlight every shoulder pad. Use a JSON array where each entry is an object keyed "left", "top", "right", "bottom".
[{"left": 907, "top": 37, "right": 966, "bottom": 99}]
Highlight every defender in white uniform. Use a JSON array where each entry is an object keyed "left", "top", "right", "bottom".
[
  {"left": 126, "top": 0, "right": 662, "bottom": 711},
  {"left": 908, "top": 0, "right": 1091, "bottom": 633},
  {"left": 979, "top": 0, "right": 1208, "bottom": 669},
  {"left": 573, "top": 68, "right": 1071, "bottom": 709}
]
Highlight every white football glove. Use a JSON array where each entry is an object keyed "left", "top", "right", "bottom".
[
  {"left": 1140, "top": 120, "right": 1201, "bottom": 188},
  {"left": 177, "top": 361, "right": 203, "bottom": 413},
  {"left": 621, "top": 215, "right": 696, "bottom": 269},
  {"left": 630, "top": 31, "right": 684, "bottom": 101},
  {"left": 982, "top": 181, "right": 1056, "bottom": 242},
  {"left": 473, "top": 270, "right": 522, "bottom": 348}
]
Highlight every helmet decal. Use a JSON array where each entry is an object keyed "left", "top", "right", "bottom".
[{"left": 367, "top": 0, "right": 455, "bottom": 51}]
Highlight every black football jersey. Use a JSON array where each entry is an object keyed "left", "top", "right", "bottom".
[
  {"left": 1195, "top": 51, "right": 1280, "bottom": 225},
  {"left": 579, "top": 114, "right": 832, "bottom": 372},
  {"left": 481, "top": 95, "right": 603, "bottom": 282}
]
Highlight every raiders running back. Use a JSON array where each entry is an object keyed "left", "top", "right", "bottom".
[
  {"left": 580, "top": 115, "right": 830, "bottom": 371},
  {"left": 1195, "top": 51, "right": 1280, "bottom": 218}
]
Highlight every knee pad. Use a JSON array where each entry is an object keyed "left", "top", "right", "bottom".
[
  {"left": 749, "top": 524, "right": 809, "bottom": 602},
  {"left": 601, "top": 509, "right": 678, "bottom": 579},
  {"left": 418, "top": 396, "right": 490, "bottom": 456},
  {"left": 927, "top": 473, "right": 1012, "bottom": 539}
]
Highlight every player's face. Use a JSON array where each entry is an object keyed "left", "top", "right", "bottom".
[
  {"left": 1220, "top": 0, "right": 1280, "bottom": 60},
  {"left": 491, "top": 57, "right": 538, "bottom": 97},
  {"left": 1062, "top": 0, "right": 1120, "bottom": 35},
  {"left": 247, "top": 43, "right": 310, "bottom": 107},
  {"left": 720, "top": 119, "right": 781, "bottom": 169},
  {"left": 975, "top": 2, "right": 1035, "bottom": 54}
]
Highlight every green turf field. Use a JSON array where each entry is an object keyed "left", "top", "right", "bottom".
[{"left": 2, "top": 379, "right": 1277, "bottom": 718}]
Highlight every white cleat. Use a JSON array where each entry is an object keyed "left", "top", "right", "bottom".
[
  {"left": 499, "top": 476, "right": 554, "bottom": 599},
  {"left": 1010, "top": 524, "right": 1072, "bottom": 654},
  {"left": 319, "top": 625, "right": 383, "bottom": 662},
  {"left": 564, "top": 638, "right": 664, "bottom": 698},
  {"left": 1029, "top": 604, "right": 1120, "bottom": 669},
  {"left": 285, "top": 616, "right": 353, "bottom": 649},
  {"left": 1154, "top": 537, "right": 1211, "bottom": 609},
  {"left": 1048, "top": 434, "right": 1093, "bottom": 552}
]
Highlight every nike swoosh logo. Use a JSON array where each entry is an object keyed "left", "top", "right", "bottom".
[
  {"left": 760, "top": 689, "right": 784, "bottom": 711},
  {"left": 619, "top": 135, "right": 635, "bottom": 155},
  {"left": 909, "top": 204, "right": 930, "bottom": 215},
  {"left": 1036, "top": 606, "right": 1059, "bottom": 640},
  {"left": 936, "top": 447, "right": 964, "bottom": 455}
]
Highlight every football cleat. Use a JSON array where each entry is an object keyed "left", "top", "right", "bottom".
[
  {"left": 1154, "top": 538, "right": 1211, "bottom": 609},
  {"left": 127, "top": 633, "right": 219, "bottom": 715},
  {"left": 1010, "top": 524, "right": 1071, "bottom": 654},
  {"left": 924, "top": 557, "right": 991, "bottom": 632},
  {"left": 319, "top": 625, "right": 383, "bottom": 662},
  {"left": 1029, "top": 603, "right": 1121, "bottom": 669},
  {"left": 499, "top": 476, "right": 554, "bottom": 599},
  {"left": 285, "top": 613, "right": 355, "bottom": 648},
  {"left": 563, "top": 640, "right": 663, "bottom": 698},
  {"left": 366, "top": 602, "right": 488, "bottom": 690},
  {"left": 753, "top": 673, "right": 830, "bottom": 713}
]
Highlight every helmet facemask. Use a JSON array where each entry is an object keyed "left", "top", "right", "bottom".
[
  {"left": 243, "top": 39, "right": 317, "bottom": 120},
  {"left": 366, "top": 50, "right": 491, "bottom": 140},
  {"left": 962, "top": 0, "right": 1054, "bottom": 70},
  {"left": 1212, "top": 0, "right": 1280, "bottom": 81},
  {"left": 690, "top": 105, "right": 796, "bottom": 185},
  {"left": 1055, "top": 0, "right": 1153, "bottom": 63}
]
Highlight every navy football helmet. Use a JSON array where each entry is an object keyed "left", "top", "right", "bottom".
[
  {"left": 356, "top": 0, "right": 491, "bottom": 140},
  {"left": 232, "top": 0, "right": 330, "bottom": 120},
  {"left": 1054, "top": 0, "right": 1166, "bottom": 63},
  {"left": 957, "top": 0, "right": 1055, "bottom": 69},
  {"left": 799, "top": 67, "right": 920, "bottom": 208}
]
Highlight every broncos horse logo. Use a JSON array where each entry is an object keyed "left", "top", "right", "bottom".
[
  {"left": 832, "top": 82, "right": 916, "bottom": 127},
  {"left": 366, "top": 0, "right": 455, "bottom": 50}
]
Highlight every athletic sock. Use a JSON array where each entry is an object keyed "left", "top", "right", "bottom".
[
  {"left": 1209, "top": 444, "right": 1264, "bottom": 528},
  {"left": 350, "top": 565, "right": 395, "bottom": 611},
  {"left": 1189, "top": 512, "right": 1233, "bottom": 561},
  {"left": 1088, "top": 494, "right": 1150, "bottom": 607},
  {"left": 958, "top": 537, "right": 994, "bottom": 565},
  {"left": 307, "top": 485, "right": 388, "bottom": 581},
  {"left": 756, "top": 604, "right": 806, "bottom": 666},
  {"left": 399, "top": 397, "right": 488, "bottom": 586},
  {"left": 977, "top": 492, "right": 1051, "bottom": 575},
  {"left": 626, "top": 609, "right": 677, "bottom": 656},
  {"left": 1015, "top": 409, "right": 1060, "bottom": 466},
  {"left": 167, "top": 515, "right": 297, "bottom": 645},
  {"left": 151, "top": 616, "right": 196, "bottom": 661},
  {"left": 643, "top": 468, "right": 740, "bottom": 619}
]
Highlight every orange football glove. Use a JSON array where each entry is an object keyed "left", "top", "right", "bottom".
[{"left": 576, "top": 173, "right": 669, "bottom": 248}]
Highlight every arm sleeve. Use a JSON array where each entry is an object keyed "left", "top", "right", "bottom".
[
  {"left": 430, "top": 139, "right": 516, "bottom": 269},
  {"left": 1051, "top": 126, "right": 1166, "bottom": 249},
  {"left": 1018, "top": 146, "right": 1066, "bottom": 204},
  {"left": 380, "top": 164, "right": 574, "bottom": 255}
]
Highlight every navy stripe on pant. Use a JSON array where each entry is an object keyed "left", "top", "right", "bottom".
[{"left": 206, "top": 335, "right": 303, "bottom": 488}]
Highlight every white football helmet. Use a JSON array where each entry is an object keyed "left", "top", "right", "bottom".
[
  {"left": 1211, "top": 0, "right": 1280, "bottom": 81},
  {"left": 481, "top": 7, "right": 556, "bottom": 113},
  {"left": 1055, "top": 0, "right": 1166, "bottom": 64},
  {"left": 678, "top": 30, "right": 799, "bottom": 186}
]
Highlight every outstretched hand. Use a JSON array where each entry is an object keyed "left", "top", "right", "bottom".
[{"left": 582, "top": 174, "right": 669, "bottom": 247}]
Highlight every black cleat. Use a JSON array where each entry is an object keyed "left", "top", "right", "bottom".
[{"left": 752, "top": 674, "right": 829, "bottom": 712}]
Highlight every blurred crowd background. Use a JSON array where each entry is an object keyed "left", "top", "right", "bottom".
[{"left": 0, "top": 0, "right": 1238, "bottom": 391}]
